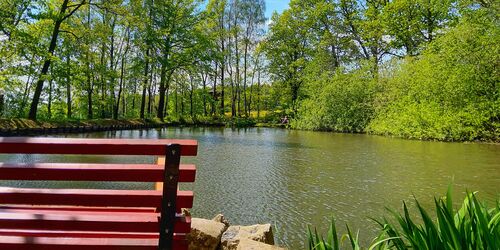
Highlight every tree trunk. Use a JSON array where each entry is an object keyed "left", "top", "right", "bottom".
[
  {"left": 202, "top": 72, "right": 207, "bottom": 116},
  {"left": 174, "top": 86, "right": 178, "bottom": 115},
  {"left": 86, "top": 2, "right": 93, "bottom": 119},
  {"left": 109, "top": 16, "right": 116, "bottom": 118},
  {"left": 0, "top": 93, "right": 4, "bottom": 117},
  {"left": 219, "top": 26, "right": 225, "bottom": 116},
  {"left": 28, "top": 0, "right": 71, "bottom": 120},
  {"left": 114, "top": 29, "right": 130, "bottom": 119},
  {"left": 66, "top": 53, "right": 72, "bottom": 118},
  {"left": 99, "top": 38, "right": 107, "bottom": 118},
  {"left": 147, "top": 80, "right": 152, "bottom": 115},
  {"left": 248, "top": 61, "right": 257, "bottom": 117},
  {"left": 87, "top": 77, "right": 93, "bottom": 119},
  {"left": 20, "top": 55, "right": 35, "bottom": 116},
  {"left": 131, "top": 80, "right": 137, "bottom": 111},
  {"left": 140, "top": 49, "right": 149, "bottom": 119},
  {"left": 235, "top": 31, "right": 240, "bottom": 116},
  {"left": 122, "top": 88, "right": 126, "bottom": 117},
  {"left": 157, "top": 63, "right": 167, "bottom": 120},
  {"left": 164, "top": 82, "right": 170, "bottom": 117},
  {"left": 220, "top": 52, "right": 225, "bottom": 116},
  {"left": 243, "top": 41, "right": 248, "bottom": 116},
  {"left": 114, "top": 54, "right": 126, "bottom": 119},
  {"left": 47, "top": 76, "right": 52, "bottom": 119},
  {"left": 181, "top": 84, "right": 185, "bottom": 116},
  {"left": 257, "top": 69, "right": 261, "bottom": 118},
  {"left": 212, "top": 63, "right": 217, "bottom": 115},
  {"left": 189, "top": 75, "right": 194, "bottom": 117},
  {"left": 148, "top": 64, "right": 154, "bottom": 116}
]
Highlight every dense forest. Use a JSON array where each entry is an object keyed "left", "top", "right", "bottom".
[{"left": 0, "top": 0, "right": 498, "bottom": 141}]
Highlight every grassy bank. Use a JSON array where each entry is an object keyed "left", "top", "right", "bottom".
[
  {"left": 0, "top": 118, "right": 161, "bottom": 130},
  {"left": 0, "top": 116, "right": 285, "bottom": 136}
]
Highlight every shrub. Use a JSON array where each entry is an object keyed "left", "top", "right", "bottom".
[
  {"left": 368, "top": 14, "right": 499, "bottom": 141},
  {"left": 294, "top": 65, "right": 376, "bottom": 132}
]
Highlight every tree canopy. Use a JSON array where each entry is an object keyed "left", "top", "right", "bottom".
[{"left": 0, "top": 0, "right": 498, "bottom": 141}]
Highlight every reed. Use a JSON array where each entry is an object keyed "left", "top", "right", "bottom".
[{"left": 307, "top": 187, "right": 500, "bottom": 250}]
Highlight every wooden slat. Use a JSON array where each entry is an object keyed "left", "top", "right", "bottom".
[
  {"left": 0, "top": 208, "right": 191, "bottom": 234},
  {"left": 0, "top": 163, "right": 196, "bottom": 183},
  {"left": 0, "top": 235, "right": 188, "bottom": 250},
  {"left": 0, "top": 205, "right": 157, "bottom": 214},
  {"left": 0, "top": 137, "right": 198, "bottom": 156},
  {"left": 0, "top": 188, "right": 193, "bottom": 211},
  {"left": 0, "top": 229, "right": 158, "bottom": 239},
  {"left": 0, "top": 212, "right": 191, "bottom": 234}
]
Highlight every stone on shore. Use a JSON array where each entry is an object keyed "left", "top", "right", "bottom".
[
  {"left": 220, "top": 224, "right": 275, "bottom": 250},
  {"left": 187, "top": 218, "right": 226, "bottom": 250},
  {"left": 235, "top": 239, "right": 287, "bottom": 250},
  {"left": 212, "top": 214, "right": 230, "bottom": 230}
]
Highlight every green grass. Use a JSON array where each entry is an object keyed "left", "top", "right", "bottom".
[{"left": 308, "top": 187, "right": 500, "bottom": 250}]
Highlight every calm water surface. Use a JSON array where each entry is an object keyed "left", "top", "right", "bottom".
[{"left": 1, "top": 127, "right": 499, "bottom": 249}]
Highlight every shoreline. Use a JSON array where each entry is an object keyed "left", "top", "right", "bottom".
[
  {"left": 0, "top": 118, "right": 285, "bottom": 137},
  {"left": 0, "top": 118, "right": 496, "bottom": 144},
  {"left": 0, "top": 118, "right": 224, "bottom": 136}
]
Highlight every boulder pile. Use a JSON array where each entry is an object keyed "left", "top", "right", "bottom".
[{"left": 187, "top": 214, "right": 286, "bottom": 250}]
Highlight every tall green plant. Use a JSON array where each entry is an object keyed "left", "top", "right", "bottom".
[
  {"left": 308, "top": 188, "right": 500, "bottom": 249},
  {"left": 376, "top": 189, "right": 500, "bottom": 249},
  {"left": 307, "top": 218, "right": 395, "bottom": 250}
]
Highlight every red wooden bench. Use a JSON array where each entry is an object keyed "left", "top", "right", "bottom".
[{"left": 0, "top": 137, "right": 198, "bottom": 250}]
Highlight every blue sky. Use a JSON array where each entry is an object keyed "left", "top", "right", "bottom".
[
  {"left": 265, "top": 0, "right": 290, "bottom": 18},
  {"left": 200, "top": 1, "right": 290, "bottom": 19}
]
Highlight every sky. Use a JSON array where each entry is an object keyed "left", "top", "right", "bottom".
[
  {"left": 265, "top": 0, "right": 290, "bottom": 18},
  {"left": 200, "top": 1, "right": 290, "bottom": 19}
]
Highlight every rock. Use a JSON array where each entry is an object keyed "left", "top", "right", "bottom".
[
  {"left": 187, "top": 218, "right": 226, "bottom": 250},
  {"left": 212, "top": 214, "right": 230, "bottom": 230},
  {"left": 236, "top": 239, "right": 287, "bottom": 250},
  {"left": 220, "top": 224, "right": 275, "bottom": 250}
]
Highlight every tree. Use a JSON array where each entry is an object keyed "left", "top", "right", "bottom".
[
  {"left": 28, "top": 0, "right": 87, "bottom": 120},
  {"left": 383, "top": 0, "right": 455, "bottom": 56},
  {"left": 240, "top": 0, "right": 265, "bottom": 116},
  {"left": 263, "top": 0, "right": 314, "bottom": 114},
  {"left": 151, "top": 0, "right": 203, "bottom": 120}
]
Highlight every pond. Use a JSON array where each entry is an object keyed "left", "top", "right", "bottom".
[{"left": 1, "top": 127, "right": 499, "bottom": 249}]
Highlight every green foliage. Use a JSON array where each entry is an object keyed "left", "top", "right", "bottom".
[
  {"left": 1, "top": 0, "right": 498, "bottom": 141},
  {"left": 307, "top": 218, "right": 398, "bottom": 250},
  {"left": 224, "top": 117, "right": 256, "bottom": 128},
  {"left": 308, "top": 188, "right": 500, "bottom": 250},
  {"left": 375, "top": 188, "right": 500, "bottom": 249},
  {"left": 264, "top": 0, "right": 499, "bottom": 142},
  {"left": 293, "top": 65, "right": 376, "bottom": 132},
  {"left": 307, "top": 218, "right": 350, "bottom": 250},
  {"left": 368, "top": 12, "right": 499, "bottom": 141},
  {"left": 382, "top": 0, "right": 455, "bottom": 55},
  {"left": 262, "top": 1, "right": 314, "bottom": 111}
]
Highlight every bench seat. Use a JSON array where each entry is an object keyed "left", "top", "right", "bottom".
[
  {"left": 0, "top": 206, "right": 191, "bottom": 233},
  {"left": 0, "top": 235, "right": 187, "bottom": 250}
]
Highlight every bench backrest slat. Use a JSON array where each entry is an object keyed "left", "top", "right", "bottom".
[
  {"left": 0, "top": 163, "right": 196, "bottom": 182},
  {"left": 0, "top": 188, "right": 193, "bottom": 211},
  {"left": 0, "top": 137, "right": 198, "bottom": 156}
]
